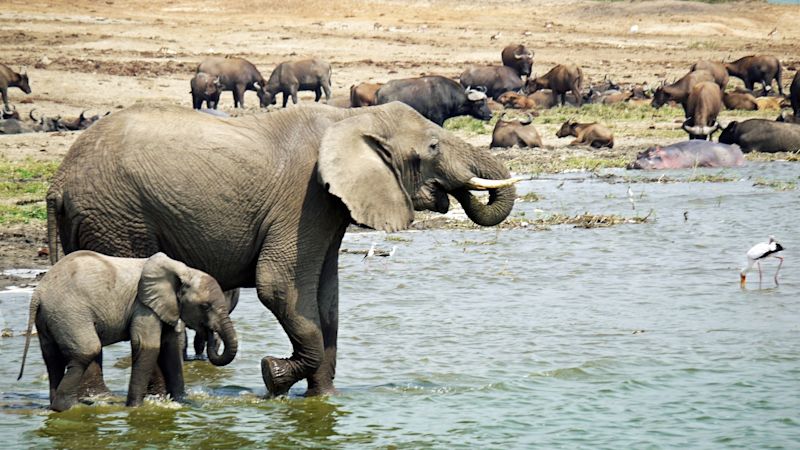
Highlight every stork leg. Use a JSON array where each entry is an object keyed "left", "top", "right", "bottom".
[
  {"left": 774, "top": 256, "right": 784, "bottom": 286},
  {"left": 757, "top": 261, "right": 763, "bottom": 287}
]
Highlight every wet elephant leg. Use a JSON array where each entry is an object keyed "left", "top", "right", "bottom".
[
  {"left": 78, "top": 351, "right": 111, "bottom": 398},
  {"left": 258, "top": 268, "right": 325, "bottom": 397},
  {"left": 256, "top": 222, "right": 346, "bottom": 397},
  {"left": 41, "top": 340, "right": 66, "bottom": 405},
  {"left": 306, "top": 226, "right": 347, "bottom": 396}
]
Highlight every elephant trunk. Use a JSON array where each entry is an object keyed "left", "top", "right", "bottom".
[
  {"left": 449, "top": 151, "right": 517, "bottom": 227},
  {"left": 207, "top": 314, "right": 238, "bottom": 366}
]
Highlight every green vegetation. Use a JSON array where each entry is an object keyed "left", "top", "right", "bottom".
[
  {"left": 412, "top": 210, "right": 651, "bottom": 230},
  {"left": 0, "top": 157, "right": 60, "bottom": 225},
  {"left": 753, "top": 179, "right": 797, "bottom": 191},
  {"left": 518, "top": 192, "right": 542, "bottom": 202},
  {"left": 745, "top": 151, "right": 800, "bottom": 162}
]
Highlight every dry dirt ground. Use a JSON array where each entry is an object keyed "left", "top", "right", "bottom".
[{"left": 0, "top": 0, "right": 798, "bottom": 286}]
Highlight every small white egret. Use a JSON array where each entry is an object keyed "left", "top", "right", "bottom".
[{"left": 740, "top": 236, "right": 784, "bottom": 287}]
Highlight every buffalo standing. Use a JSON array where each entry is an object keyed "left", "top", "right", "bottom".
[{"left": 375, "top": 76, "right": 492, "bottom": 126}]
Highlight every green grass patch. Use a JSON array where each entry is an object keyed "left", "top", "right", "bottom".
[
  {"left": 0, "top": 157, "right": 60, "bottom": 225},
  {"left": 537, "top": 103, "right": 682, "bottom": 124},
  {"left": 753, "top": 179, "right": 797, "bottom": 191},
  {"left": 444, "top": 116, "right": 494, "bottom": 135},
  {"left": 745, "top": 151, "right": 800, "bottom": 162},
  {"left": 518, "top": 191, "right": 542, "bottom": 202}
]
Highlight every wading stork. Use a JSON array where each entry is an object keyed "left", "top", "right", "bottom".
[{"left": 740, "top": 236, "right": 784, "bottom": 287}]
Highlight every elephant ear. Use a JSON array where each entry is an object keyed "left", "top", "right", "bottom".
[
  {"left": 136, "top": 252, "right": 191, "bottom": 327},
  {"left": 318, "top": 108, "right": 414, "bottom": 232}
]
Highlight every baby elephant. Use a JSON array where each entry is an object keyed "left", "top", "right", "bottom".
[
  {"left": 556, "top": 119, "right": 614, "bottom": 148},
  {"left": 18, "top": 251, "right": 238, "bottom": 412}
]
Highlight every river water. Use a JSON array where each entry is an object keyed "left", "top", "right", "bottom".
[{"left": 1, "top": 162, "right": 798, "bottom": 448}]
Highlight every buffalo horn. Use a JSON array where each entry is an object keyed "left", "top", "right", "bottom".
[{"left": 520, "top": 113, "right": 533, "bottom": 125}]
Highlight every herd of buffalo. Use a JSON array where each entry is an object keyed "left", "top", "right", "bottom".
[{"left": 1, "top": 44, "right": 800, "bottom": 168}]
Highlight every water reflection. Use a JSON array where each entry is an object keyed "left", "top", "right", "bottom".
[{"left": 260, "top": 397, "right": 347, "bottom": 447}]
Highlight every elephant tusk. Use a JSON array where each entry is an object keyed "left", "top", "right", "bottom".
[{"left": 465, "top": 176, "right": 523, "bottom": 190}]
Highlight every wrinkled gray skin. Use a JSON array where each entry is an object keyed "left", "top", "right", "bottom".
[
  {"left": 627, "top": 140, "right": 744, "bottom": 170},
  {"left": 46, "top": 102, "right": 517, "bottom": 397},
  {"left": 0, "top": 63, "right": 31, "bottom": 109},
  {"left": 260, "top": 59, "right": 332, "bottom": 108},
  {"left": 191, "top": 72, "right": 223, "bottom": 110},
  {"left": 18, "top": 251, "right": 238, "bottom": 412},
  {"left": 196, "top": 57, "right": 267, "bottom": 108},
  {"left": 718, "top": 119, "right": 800, "bottom": 153},
  {"left": 183, "top": 289, "right": 240, "bottom": 360}
]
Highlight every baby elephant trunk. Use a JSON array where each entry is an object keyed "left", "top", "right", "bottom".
[{"left": 206, "top": 315, "right": 238, "bottom": 366}]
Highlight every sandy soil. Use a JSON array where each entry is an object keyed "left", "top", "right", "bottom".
[{"left": 0, "top": 0, "right": 798, "bottom": 285}]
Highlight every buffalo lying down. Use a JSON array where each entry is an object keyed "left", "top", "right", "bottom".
[
  {"left": 628, "top": 140, "right": 744, "bottom": 170},
  {"left": 718, "top": 119, "right": 800, "bottom": 153}
]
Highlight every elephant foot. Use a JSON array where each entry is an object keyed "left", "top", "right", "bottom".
[
  {"left": 304, "top": 384, "right": 337, "bottom": 397},
  {"left": 78, "top": 362, "right": 112, "bottom": 399},
  {"left": 50, "top": 395, "right": 78, "bottom": 412},
  {"left": 261, "top": 356, "right": 296, "bottom": 397}
]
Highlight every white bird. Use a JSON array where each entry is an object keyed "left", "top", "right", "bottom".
[
  {"left": 627, "top": 185, "right": 635, "bottom": 210},
  {"left": 363, "top": 242, "right": 376, "bottom": 260},
  {"left": 740, "top": 236, "right": 784, "bottom": 287}
]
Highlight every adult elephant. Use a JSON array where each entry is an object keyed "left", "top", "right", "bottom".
[{"left": 47, "top": 102, "right": 518, "bottom": 397}]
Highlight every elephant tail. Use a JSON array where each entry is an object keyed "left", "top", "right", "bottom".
[
  {"left": 46, "top": 190, "right": 62, "bottom": 265},
  {"left": 18, "top": 292, "right": 40, "bottom": 380}
]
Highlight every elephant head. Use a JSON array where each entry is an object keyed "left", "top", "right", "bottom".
[
  {"left": 318, "top": 102, "right": 518, "bottom": 231},
  {"left": 137, "top": 253, "right": 238, "bottom": 366}
]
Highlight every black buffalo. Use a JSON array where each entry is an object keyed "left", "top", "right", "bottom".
[
  {"left": 718, "top": 119, "right": 800, "bottom": 153},
  {"left": 375, "top": 76, "right": 492, "bottom": 126},
  {"left": 459, "top": 66, "right": 523, "bottom": 100}
]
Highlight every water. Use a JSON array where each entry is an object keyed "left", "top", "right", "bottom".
[{"left": 1, "top": 162, "right": 799, "bottom": 448}]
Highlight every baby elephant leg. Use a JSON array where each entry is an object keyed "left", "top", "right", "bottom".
[
  {"left": 51, "top": 339, "right": 101, "bottom": 412},
  {"left": 78, "top": 351, "right": 112, "bottom": 398}
]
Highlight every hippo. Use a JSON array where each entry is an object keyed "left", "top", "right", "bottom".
[{"left": 627, "top": 140, "right": 744, "bottom": 170}]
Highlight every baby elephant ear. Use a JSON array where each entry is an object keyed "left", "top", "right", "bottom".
[
  {"left": 318, "top": 106, "right": 414, "bottom": 232},
  {"left": 137, "top": 253, "right": 190, "bottom": 326}
]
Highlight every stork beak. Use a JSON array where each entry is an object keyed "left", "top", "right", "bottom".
[{"left": 740, "top": 273, "right": 746, "bottom": 288}]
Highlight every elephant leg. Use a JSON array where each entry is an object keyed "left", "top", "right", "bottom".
[
  {"left": 1, "top": 88, "right": 7, "bottom": 109},
  {"left": 51, "top": 358, "right": 91, "bottom": 412},
  {"left": 193, "top": 328, "right": 206, "bottom": 357},
  {"left": 256, "top": 248, "right": 326, "bottom": 395},
  {"left": 322, "top": 82, "right": 332, "bottom": 103},
  {"left": 314, "top": 87, "right": 322, "bottom": 102},
  {"left": 40, "top": 339, "right": 66, "bottom": 405},
  {"left": 158, "top": 329, "right": 185, "bottom": 402},
  {"left": 78, "top": 351, "right": 111, "bottom": 398},
  {"left": 258, "top": 276, "right": 324, "bottom": 396},
  {"left": 306, "top": 229, "right": 346, "bottom": 396},
  {"left": 51, "top": 341, "right": 99, "bottom": 412},
  {"left": 291, "top": 88, "right": 299, "bottom": 105}
]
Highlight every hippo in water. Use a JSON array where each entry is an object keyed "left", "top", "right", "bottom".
[{"left": 627, "top": 140, "right": 744, "bottom": 170}]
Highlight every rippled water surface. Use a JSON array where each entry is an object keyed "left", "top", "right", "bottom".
[{"left": 1, "top": 162, "right": 799, "bottom": 448}]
